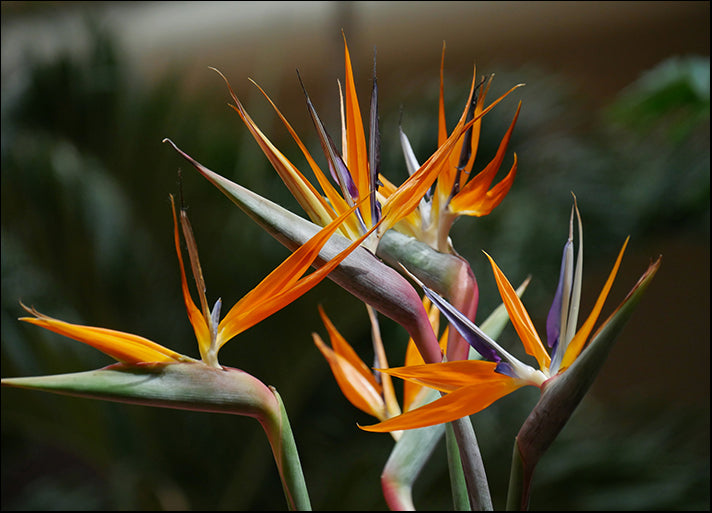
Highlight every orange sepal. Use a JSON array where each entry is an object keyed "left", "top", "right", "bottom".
[
  {"left": 360, "top": 373, "right": 527, "bottom": 432},
  {"left": 449, "top": 102, "right": 521, "bottom": 215},
  {"left": 484, "top": 252, "right": 551, "bottom": 371},
  {"left": 216, "top": 198, "right": 379, "bottom": 348},
  {"left": 317, "top": 306, "right": 381, "bottom": 391},
  {"left": 19, "top": 305, "right": 185, "bottom": 365},
  {"left": 313, "top": 332, "right": 385, "bottom": 419},
  {"left": 449, "top": 154, "right": 518, "bottom": 217},
  {"left": 246, "top": 78, "right": 362, "bottom": 238},
  {"left": 379, "top": 113, "right": 477, "bottom": 235},
  {"left": 342, "top": 34, "right": 370, "bottom": 222},
  {"left": 403, "top": 297, "right": 446, "bottom": 411},
  {"left": 383, "top": 359, "right": 502, "bottom": 394},
  {"left": 437, "top": 42, "right": 448, "bottom": 148}
]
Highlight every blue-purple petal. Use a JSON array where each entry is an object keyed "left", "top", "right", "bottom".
[
  {"left": 421, "top": 284, "right": 501, "bottom": 363},
  {"left": 494, "top": 361, "right": 517, "bottom": 378},
  {"left": 546, "top": 240, "right": 571, "bottom": 350}
]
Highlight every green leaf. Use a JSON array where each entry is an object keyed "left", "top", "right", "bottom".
[{"left": 381, "top": 389, "right": 445, "bottom": 510}]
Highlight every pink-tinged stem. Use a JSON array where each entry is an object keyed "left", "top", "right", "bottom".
[{"left": 376, "top": 229, "right": 479, "bottom": 362}]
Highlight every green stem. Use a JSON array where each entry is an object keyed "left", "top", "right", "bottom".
[
  {"left": 381, "top": 408, "right": 445, "bottom": 511},
  {"left": 445, "top": 422, "right": 471, "bottom": 510},
  {"left": 261, "top": 387, "right": 312, "bottom": 511},
  {"left": 450, "top": 416, "right": 493, "bottom": 511}
]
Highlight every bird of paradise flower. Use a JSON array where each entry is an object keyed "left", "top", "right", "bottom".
[
  {"left": 11, "top": 193, "right": 379, "bottom": 512},
  {"left": 312, "top": 297, "right": 448, "bottom": 441},
  {"left": 394, "top": 42, "right": 522, "bottom": 252},
  {"left": 361, "top": 198, "right": 662, "bottom": 433},
  {"left": 210, "top": 35, "right": 522, "bottom": 254},
  {"left": 19, "top": 193, "right": 376, "bottom": 370}
]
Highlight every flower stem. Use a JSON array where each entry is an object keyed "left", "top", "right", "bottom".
[
  {"left": 445, "top": 422, "right": 471, "bottom": 510},
  {"left": 450, "top": 416, "right": 493, "bottom": 511},
  {"left": 381, "top": 413, "right": 445, "bottom": 510},
  {"left": 261, "top": 387, "right": 312, "bottom": 511}
]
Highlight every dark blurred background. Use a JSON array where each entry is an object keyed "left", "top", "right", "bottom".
[{"left": 1, "top": 1, "right": 709, "bottom": 510}]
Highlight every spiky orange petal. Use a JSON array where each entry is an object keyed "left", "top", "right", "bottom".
[
  {"left": 360, "top": 375, "right": 526, "bottom": 432},
  {"left": 19, "top": 305, "right": 184, "bottom": 364},
  {"left": 313, "top": 333, "right": 385, "bottom": 419},
  {"left": 216, "top": 199, "right": 379, "bottom": 348},
  {"left": 484, "top": 252, "right": 551, "bottom": 371}
]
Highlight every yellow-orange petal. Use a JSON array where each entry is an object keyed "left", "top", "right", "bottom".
[
  {"left": 383, "top": 359, "right": 501, "bottom": 394},
  {"left": 216, "top": 198, "right": 379, "bottom": 348},
  {"left": 403, "top": 297, "right": 446, "bottom": 411},
  {"left": 19, "top": 305, "right": 185, "bottom": 364},
  {"left": 246, "top": 79, "right": 360, "bottom": 238},
  {"left": 317, "top": 305, "right": 381, "bottom": 391},
  {"left": 402, "top": 339, "right": 422, "bottom": 412},
  {"left": 360, "top": 376, "right": 527, "bottom": 432},
  {"left": 484, "top": 252, "right": 551, "bottom": 371},
  {"left": 449, "top": 102, "right": 521, "bottom": 215},
  {"left": 313, "top": 332, "right": 385, "bottom": 419},
  {"left": 559, "top": 236, "right": 629, "bottom": 370},
  {"left": 449, "top": 154, "right": 518, "bottom": 216},
  {"left": 342, "top": 34, "right": 370, "bottom": 223}
]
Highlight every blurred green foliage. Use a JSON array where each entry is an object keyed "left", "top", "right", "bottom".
[{"left": 2, "top": 21, "right": 709, "bottom": 511}]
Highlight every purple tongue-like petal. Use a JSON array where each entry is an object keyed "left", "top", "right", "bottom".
[
  {"left": 546, "top": 240, "right": 571, "bottom": 350},
  {"left": 420, "top": 283, "right": 501, "bottom": 363},
  {"left": 494, "top": 361, "right": 516, "bottom": 378},
  {"left": 297, "top": 71, "right": 361, "bottom": 206}
]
